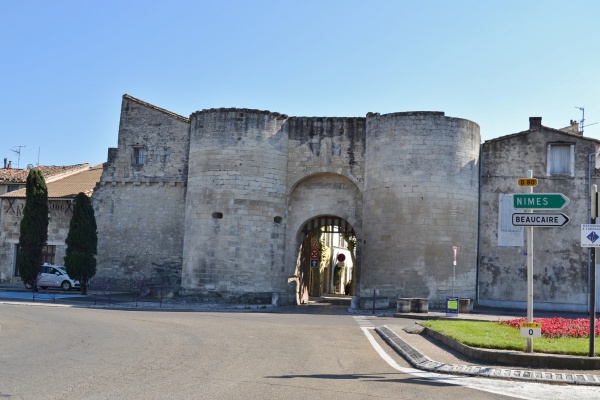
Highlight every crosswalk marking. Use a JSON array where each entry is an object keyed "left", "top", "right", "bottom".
[{"left": 353, "top": 315, "right": 375, "bottom": 329}]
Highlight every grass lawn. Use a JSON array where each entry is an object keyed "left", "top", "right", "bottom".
[{"left": 421, "top": 320, "right": 600, "bottom": 357}]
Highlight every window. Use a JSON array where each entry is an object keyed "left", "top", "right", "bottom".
[
  {"left": 7, "top": 184, "right": 21, "bottom": 192},
  {"left": 547, "top": 144, "right": 574, "bottom": 176},
  {"left": 133, "top": 147, "right": 145, "bottom": 165},
  {"left": 13, "top": 244, "right": 56, "bottom": 276},
  {"left": 42, "top": 245, "right": 56, "bottom": 265}
]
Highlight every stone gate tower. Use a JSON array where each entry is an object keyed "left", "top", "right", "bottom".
[
  {"left": 181, "top": 109, "right": 290, "bottom": 299},
  {"left": 361, "top": 112, "right": 480, "bottom": 304},
  {"left": 93, "top": 95, "right": 480, "bottom": 307}
]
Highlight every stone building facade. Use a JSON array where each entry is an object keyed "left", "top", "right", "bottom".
[
  {"left": 0, "top": 165, "right": 103, "bottom": 282},
  {"left": 93, "top": 95, "right": 481, "bottom": 306},
  {"left": 479, "top": 117, "right": 600, "bottom": 312}
]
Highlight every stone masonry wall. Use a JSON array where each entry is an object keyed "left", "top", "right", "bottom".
[
  {"left": 180, "top": 109, "right": 289, "bottom": 301},
  {"left": 284, "top": 117, "right": 366, "bottom": 303},
  {"left": 361, "top": 112, "right": 480, "bottom": 306},
  {"left": 93, "top": 95, "right": 190, "bottom": 289},
  {"left": 479, "top": 126, "right": 597, "bottom": 311},
  {"left": 94, "top": 95, "right": 484, "bottom": 307},
  {"left": 92, "top": 184, "right": 186, "bottom": 287},
  {"left": 0, "top": 198, "right": 74, "bottom": 282}
]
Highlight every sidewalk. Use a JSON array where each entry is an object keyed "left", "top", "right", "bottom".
[{"left": 377, "top": 309, "right": 600, "bottom": 386}]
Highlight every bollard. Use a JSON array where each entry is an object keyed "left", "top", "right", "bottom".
[{"left": 372, "top": 289, "right": 376, "bottom": 314}]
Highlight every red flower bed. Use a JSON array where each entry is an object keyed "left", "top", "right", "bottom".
[{"left": 499, "top": 317, "right": 600, "bottom": 338}]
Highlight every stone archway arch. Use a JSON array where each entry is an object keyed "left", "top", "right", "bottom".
[
  {"left": 284, "top": 172, "right": 363, "bottom": 304},
  {"left": 287, "top": 167, "right": 364, "bottom": 200}
]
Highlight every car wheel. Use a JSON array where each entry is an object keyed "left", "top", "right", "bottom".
[{"left": 61, "top": 281, "right": 72, "bottom": 291}]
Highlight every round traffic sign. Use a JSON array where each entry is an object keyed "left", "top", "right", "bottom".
[{"left": 310, "top": 249, "right": 320, "bottom": 260}]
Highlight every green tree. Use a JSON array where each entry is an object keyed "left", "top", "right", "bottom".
[
  {"left": 17, "top": 169, "right": 49, "bottom": 290},
  {"left": 64, "top": 192, "right": 97, "bottom": 295}
]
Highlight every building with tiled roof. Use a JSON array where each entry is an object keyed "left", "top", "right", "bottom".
[
  {"left": 1, "top": 165, "right": 103, "bottom": 199},
  {"left": 0, "top": 162, "right": 91, "bottom": 195},
  {"left": 0, "top": 164, "right": 103, "bottom": 283}
]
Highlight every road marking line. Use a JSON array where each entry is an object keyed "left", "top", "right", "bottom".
[
  {"left": 358, "top": 326, "right": 539, "bottom": 400},
  {"left": 352, "top": 315, "right": 375, "bottom": 329}
]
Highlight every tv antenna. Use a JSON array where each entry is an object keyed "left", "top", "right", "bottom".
[
  {"left": 575, "top": 107, "right": 598, "bottom": 134},
  {"left": 10, "top": 145, "right": 26, "bottom": 169}
]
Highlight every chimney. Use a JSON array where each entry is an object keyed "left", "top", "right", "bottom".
[
  {"left": 529, "top": 117, "right": 542, "bottom": 130},
  {"left": 7, "top": 161, "right": 11, "bottom": 169},
  {"left": 3, "top": 158, "right": 6, "bottom": 169}
]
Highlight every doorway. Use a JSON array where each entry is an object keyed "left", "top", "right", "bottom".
[{"left": 296, "top": 216, "right": 356, "bottom": 303}]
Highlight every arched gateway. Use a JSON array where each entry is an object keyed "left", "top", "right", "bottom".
[
  {"left": 291, "top": 215, "right": 359, "bottom": 305},
  {"left": 92, "top": 95, "right": 480, "bottom": 308}
]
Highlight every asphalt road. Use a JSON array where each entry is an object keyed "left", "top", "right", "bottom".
[{"left": 0, "top": 304, "right": 596, "bottom": 399}]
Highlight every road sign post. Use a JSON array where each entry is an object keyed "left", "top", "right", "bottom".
[
  {"left": 509, "top": 182, "right": 573, "bottom": 352},
  {"left": 452, "top": 246, "right": 457, "bottom": 297},
  {"left": 581, "top": 223, "right": 599, "bottom": 357}
]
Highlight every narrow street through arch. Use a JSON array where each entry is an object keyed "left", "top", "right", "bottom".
[{"left": 295, "top": 215, "right": 357, "bottom": 305}]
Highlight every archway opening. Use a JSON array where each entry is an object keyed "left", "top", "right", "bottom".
[{"left": 295, "top": 215, "right": 357, "bottom": 304}]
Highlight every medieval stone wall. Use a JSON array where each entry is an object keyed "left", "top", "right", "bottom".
[
  {"left": 284, "top": 117, "right": 366, "bottom": 303},
  {"left": 180, "top": 108, "right": 289, "bottom": 300},
  {"left": 361, "top": 112, "right": 480, "bottom": 306},
  {"left": 92, "top": 96, "right": 190, "bottom": 288},
  {"left": 93, "top": 95, "right": 481, "bottom": 307}
]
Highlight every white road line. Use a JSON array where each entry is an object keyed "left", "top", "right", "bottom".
[
  {"left": 357, "top": 323, "right": 599, "bottom": 400},
  {"left": 352, "top": 315, "right": 375, "bottom": 329}
]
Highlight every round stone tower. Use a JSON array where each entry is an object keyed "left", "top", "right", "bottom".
[
  {"left": 361, "top": 112, "right": 480, "bottom": 306},
  {"left": 181, "top": 108, "right": 289, "bottom": 301}
]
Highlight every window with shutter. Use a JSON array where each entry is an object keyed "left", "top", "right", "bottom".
[{"left": 547, "top": 144, "right": 574, "bottom": 176}]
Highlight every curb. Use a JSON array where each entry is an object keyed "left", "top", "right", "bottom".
[{"left": 375, "top": 325, "right": 600, "bottom": 386}]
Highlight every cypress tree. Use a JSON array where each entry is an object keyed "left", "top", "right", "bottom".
[
  {"left": 64, "top": 192, "right": 97, "bottom": 295},
  {"left": 17, "top": 169, "right": 49, "bottom": 290}
]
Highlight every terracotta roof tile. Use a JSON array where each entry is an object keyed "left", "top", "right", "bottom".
[
  {"left": 0, "top": 164, "right": 90, "bottom": 183},
  {"left": 0, "top": 164, "right": 103, "bottom": 199}
]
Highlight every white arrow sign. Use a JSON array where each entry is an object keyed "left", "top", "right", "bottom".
[{"left": 511, "top": 213, "right": 570, "bottom": 227}]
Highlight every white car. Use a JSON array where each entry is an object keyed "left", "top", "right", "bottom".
[{"left": 24, "top": 264, "right": 81, "bottom": 291}]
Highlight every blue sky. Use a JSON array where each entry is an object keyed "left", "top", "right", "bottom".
[{"left": 1, "top": 0, "right": 599, "bottom": 168}]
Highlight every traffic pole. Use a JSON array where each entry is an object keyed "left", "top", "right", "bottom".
[
  {"left": 527, "top": 170, "right": 534, "bottom": 353},
  {"left": 590, "top": 185, "right": 597, "bottom": 357}
]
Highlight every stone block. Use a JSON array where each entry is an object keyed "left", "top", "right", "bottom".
[
  {"left": 459, "top": 298, "right": 472, "bottom": 313},
  {"left": 396, "top": 298, "right": 412, "bottom": 313},
  {"left": 410, "top": 298, "right": 429, "bottom": 313}
]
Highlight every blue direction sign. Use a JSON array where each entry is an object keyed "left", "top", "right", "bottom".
[
  {"left": 512, "top": 193, "right": 570, "bottom": 210},
  {"left": 310, "top": 259, "right": 319, "bottom": 268}
]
